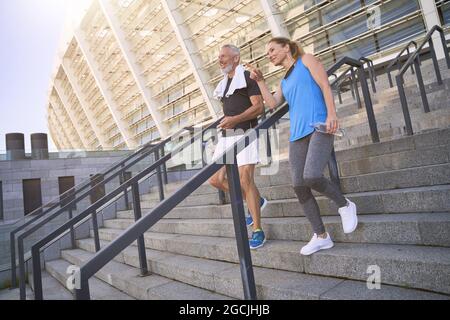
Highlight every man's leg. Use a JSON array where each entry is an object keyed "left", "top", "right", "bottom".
[
  {"left": 238, "top": 164, "right": 261, "bottom": 231},
  {"left": 208, "top": 166, "right": 228, "bottom": 191}
]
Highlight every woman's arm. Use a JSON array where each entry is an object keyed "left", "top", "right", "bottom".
[
  {"left": 301, "top": 54, "right": 339, "bottom": 134},
  {"left": 245, "top": 64, "right": 284, "bottom": 109}
]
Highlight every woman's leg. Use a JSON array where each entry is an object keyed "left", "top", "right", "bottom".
[
  {"left": 289, "top": 134, "right": 326, "bottom": 236},
  {"left": 303, "top": 131, "right": 347, "bottom": 208}
]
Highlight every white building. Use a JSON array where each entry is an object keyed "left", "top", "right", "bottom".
[{"left": 46, "top": 0, "right": 449, "bottom": 151}]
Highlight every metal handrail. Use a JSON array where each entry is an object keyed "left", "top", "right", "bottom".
[
  {"left": 29, "top": 114, "right": 227, "bottom": 300},
  {"left": 10, "top": 140, "right": 163, "bottom": 289},
  {"left": 70, "top": 103, "right": 290, "bottom": 300},
  {"left": 27, "top": 55, "right": 380, "bottom": 300},
  {"left": 387, "top": 40, "right": 420, "bottom": 88},
  {"left": 395, "top": 25, "right": 450, "bottom": 136},
  {"left": 330, "top": 66, "right": 358, "bottom": 106},
  {"left": 328, "top": 57, "right": 380, "bottom": 143},
  {"left": 10, "top": 124, "right": 212, "bottom": 299},
  {"left": 359, "top": 57, "right": 377, "bottom": 93}
]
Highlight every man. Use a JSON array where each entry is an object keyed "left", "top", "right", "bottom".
[{"left": 209, "top": 44, "right": 268, "bottom": 249}]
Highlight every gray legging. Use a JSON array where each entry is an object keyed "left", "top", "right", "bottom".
[{"left": 289, "top": 131, "right": 347, "bottom": 235}]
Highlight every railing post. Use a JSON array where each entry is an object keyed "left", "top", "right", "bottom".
[
  {"left": 337, "top": 85, "right": 343, "bottom": 104},
  {"left": 396, "top": 75, "right": 414, "bottom": 136},
  {"left": 439, "top": 28, "right": 450, "bottom": 69},
  {"left": 357, "top": 65, "right": 379, "bottom": 143},
  {"left": 131, "top": 182, "right": 149, "bottom": 276},
  {"left": 160, "top": 144, "right": 168, "bottom": 185},
  {"left": 18, "top": 239, "right": 26, "bottom": 300},
  {"left": 120, "top": 164, "right": 131, "bottom": 210},
  {"left": 75, "top": 276, "right": 91, "bottom": 300},
  {"left": 226, "top": 162, "right": 257, "bottom": 300},
  {"left": 154, "top": 149, "right": 165, "bottom": 201},
  {"left": 350, "top": 68, "right": 362, "bottom": 109},
  {"left": 428, "top": 38, "right": 443, "bottom": 85},
  {"left": 414, "top": 56, "right": 430, "bottom": 113},
  {"left": 363, "top": 59, "right": 376, "bottom": 93},
  {"left": 370, "top": 60, "right": 377, "bottom": 81},
  {"left": 387, "top": 68, "right": 394, "bottom": 88},
  {"left": 68, "top": 208, "right": 76, "bottom": 248},
  {"left": 91, "top": 210, "right": 100, "bottom": 252},
  {"left": 406, "top": 47, "right": 415, "bottom": 75},
  {"left": 31, "top": 248, "right": 42, "bottom": 300},
  {"left": 349, "top": 73, "right": 356, "bottom": 99},
  {"left": 218, "top": 189, "right": 227, "bottom": 205},
  {"left": 10, "top": 233, "right": 17, "bottom": 288}
]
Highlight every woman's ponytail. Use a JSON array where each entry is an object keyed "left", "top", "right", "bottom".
[{"left": 269, "top": 37, "right": 305, "bottom": 60}]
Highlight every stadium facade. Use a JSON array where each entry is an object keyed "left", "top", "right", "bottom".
[{"left": 46, "top": 0, "right": 449, "bottom": 151}]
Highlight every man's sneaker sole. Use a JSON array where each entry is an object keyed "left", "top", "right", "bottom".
[{"left": 250, "top": 239, "right": 266, "bottom": 250}]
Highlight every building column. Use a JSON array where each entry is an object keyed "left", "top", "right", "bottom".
[
  {"left": 53, "top": 79, "right": 90, "bottom": 150},
  {"left": 61, "top": 58, "right": 112, "bottom": 149},
  {"left": 99, "top": 0, "right": 169, "bottom": 138},
  {"left": 259, "top": 0, "right": 290, "bottom": 37},
  {"left": 419, "top": 0, "right": 446, "bottom": 60},
  {"left": 161, "top": 0, "right": 222, "bottom": 119},
  {"left": 49, "top": 103, "right": 75, "bottom": 150},
  {"left": 48, "top": 125, "right": 62, "bottom": 151},
  {"left": 74, "top": 28, "right": 137, "bottom": 149},
  {"left": 50, "top": 95, "right": 83, "bottom": 149}
]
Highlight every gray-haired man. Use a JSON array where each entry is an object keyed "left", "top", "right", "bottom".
[{"left": 209, "top": 44, "right": 268, "bottom": 249}]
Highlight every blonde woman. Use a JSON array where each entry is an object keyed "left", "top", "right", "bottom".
[{"left": 246, "top": 38, "right": 358, "bottom": 255}]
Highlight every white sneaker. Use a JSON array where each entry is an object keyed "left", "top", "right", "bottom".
[
  {"left": 300, "top": 233, "right": 334, "bottom": 256},
  {"left": 338, "top": 198, "right": 358, "bottom": 234}
]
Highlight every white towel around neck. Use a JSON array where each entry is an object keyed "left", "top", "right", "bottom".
[{"left": 213, "top": 64, "right": 247, "bottom": 100}]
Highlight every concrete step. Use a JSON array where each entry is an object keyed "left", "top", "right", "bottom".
[
  {"left": 0, "top": 270, "right": 72, "bottom": 300},
  {"left": 115, "top": 185, "right": 450, "bottom": 220},
  {"left": 103, "top": 212, "right": 450, "bottom": 247},
  {"left": 90, "top": 227, "right": 450, "bottom": 294},
  {"left": 76, "top": 238, "right": 450, "bottom": 299},
  {"left": 136, "top": 163, "right": 450, "bottom": 210},
  {"left": 335, "top": 109, "right": 450, "bottom": 150},
  {"left": 334, "top": 126, "right": 450, "bottom": 162},
  {"left": 144, "top": 126, "right": 450, "bottom": 200},
  {"left": 336, "top": 77, "right": 450, "bottom": 122},
  {"left": 140, "top": 127, "right": 450, "bottom": 204},
  {"left": 337, "top": 143, "right": 450, "bottom": 176},
  {"left": 59, "top": 248, "right": 232, "bottom": 300},
  {"left": 45, "top": 259, "right": 134, "bottom": 300}
]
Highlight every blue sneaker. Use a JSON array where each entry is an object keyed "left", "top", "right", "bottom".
[
  {"left": 246, "top": 197, "right": 268, "bottom": 226},
  {"left": 249, "top": 230, "right": 266, "bottom": 250}
]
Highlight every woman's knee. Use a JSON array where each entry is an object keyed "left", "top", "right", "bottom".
[
  {"left": 293, "top": 185, "right": 313, "bottom": 204},
  {"left": 303, "top": 173, "right": 324, "bottom": 189}
]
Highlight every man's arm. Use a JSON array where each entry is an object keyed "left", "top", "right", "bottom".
[{"left": 218, "top": 95, "right": 264, "bottom": 129}]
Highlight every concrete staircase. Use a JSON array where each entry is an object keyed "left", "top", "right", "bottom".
[
  {"left": 4, "top": 57, "right": 450, "bottom": 300},
  {"left": 41, "top": 125, "right": 450, "bottom": 300}
]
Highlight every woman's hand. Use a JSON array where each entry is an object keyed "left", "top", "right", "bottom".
[
  {"left": 325, "top": 114, "right": 339, "bottom": 135},
  {"left": 245, "top": 63, "right": 265, "bottom": 82}
]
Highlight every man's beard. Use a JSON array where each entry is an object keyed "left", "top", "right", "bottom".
[{"left": 221, "top": 64, "right": 233, "bottom": 75}]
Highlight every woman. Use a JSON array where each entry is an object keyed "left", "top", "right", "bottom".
[{"left": 246, "top": 37, "right": 358, "bottom": 255}]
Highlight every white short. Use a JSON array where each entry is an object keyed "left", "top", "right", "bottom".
[{"left": 211, "top": 134, "right": 259, "bottom": 167}]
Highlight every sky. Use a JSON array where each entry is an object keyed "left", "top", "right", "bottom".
[{"left": 0, "top": 0, "right": 86, "bottom": 153}]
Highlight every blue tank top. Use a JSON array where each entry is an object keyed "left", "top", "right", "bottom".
[{"left": 281, "top": 58, "right": 328, "bottom": 142}]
